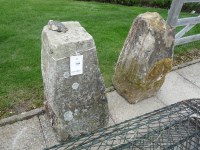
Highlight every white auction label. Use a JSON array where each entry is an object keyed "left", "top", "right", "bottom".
[{"left": 70, "top": 55, "right": 83, "bottom": 76}]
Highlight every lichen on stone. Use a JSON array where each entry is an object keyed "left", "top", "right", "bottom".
[{"left": 113, "top": 12, "right": 174, "bottom": 104}]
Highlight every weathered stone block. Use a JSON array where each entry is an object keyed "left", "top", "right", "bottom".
[
  {"left": 41, "top": 21, "right": 109, "bottom": 141},
  {"left": 113, "top": 12, "right": 174, "bottom": 104}
]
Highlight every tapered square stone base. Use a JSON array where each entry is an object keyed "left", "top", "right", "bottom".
[{"left": 41, "top": 21, "right": 109, "bottom": 141}]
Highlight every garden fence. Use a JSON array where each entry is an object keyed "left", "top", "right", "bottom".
[{"left": 167, "top": 0, "right": 200, "bottom": 46}]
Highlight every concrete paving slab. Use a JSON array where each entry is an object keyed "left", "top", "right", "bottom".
[
  {"left": 176, "top": 63, "right": 200, "bottom": 88},
  {"left": 39, "top": 114, "right": 59, "bottom": 148},
  {"left": 0, "top": 116, "right": 46, "bottom": 150},
  {"left": 157, "top": 71, "right": 200, "bottom": 105},
  {"left": 106, "top": 91, "right": 165, "bottom": 124}
]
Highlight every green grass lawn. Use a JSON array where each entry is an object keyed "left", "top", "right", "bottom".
[{"left": 0, "top": 0, "right": 199, "bottom": 118}]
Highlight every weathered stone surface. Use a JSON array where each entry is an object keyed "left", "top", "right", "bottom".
[
  {"left": 41, "top": 21, "right": 109, "bottom": 141},
  {"left": 48, "top": 20, "right": 68, "bottom": 33},
  {"left": 113, "top": 12, "right": 174, "bottom": 103},
  {"left": 38, "top": 114, "right": 59, "bottom": 148}
]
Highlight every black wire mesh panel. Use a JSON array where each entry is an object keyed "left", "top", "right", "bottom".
[{"left": 46, "top": 99, "right": 200, "bottom": 150}]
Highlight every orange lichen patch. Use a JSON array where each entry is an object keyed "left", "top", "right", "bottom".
[
  {"left": 145, "top": 58, "right": 173, "bottom": 83},
  {"left": 113, "top": 58, "right": 173, "bottom": 104},
  {"left": 141, "top": 12, "right": 166, "bottom": 32},
  {"left": 112, "top": 12, "right": 174, "bottom": 104}
]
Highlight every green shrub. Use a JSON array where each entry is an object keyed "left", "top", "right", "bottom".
[{"left": 80, "top": 0, "right": 200, "bottom": 12}]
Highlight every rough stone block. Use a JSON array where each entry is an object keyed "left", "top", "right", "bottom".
[
  {"left": 113, "top": 12, "right": 174, "bottom": 103},
  {"left": 41, "top": 21, "right": 109, "bottom": 141}
]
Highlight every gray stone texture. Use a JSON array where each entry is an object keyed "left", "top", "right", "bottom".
[
  {"left": 41, "top": 21, "right": 109, "bottom": 141},
  {"left": 157, "top": 71, "right": 200, "bottom": 105},
  {"left": 176, "top": 63, "right": 200, "bottom": 88},
  {"left": 0, "top": 116, "right": 46, "bottom": 150},
  {"left": 39, "top": 114, "right": 58, "bottom": 148},
  {"left": 107, "top": 91, "right": 165, "bottom": 124},
  {"left": 113, "top": 12, "right": 174, "bottom": 103},
  {"left": 48, "top": 20, "right": 68, "bottom": 33}
]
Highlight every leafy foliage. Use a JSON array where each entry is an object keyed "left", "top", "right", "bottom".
[{"left": 81, "top": 0, "right": 200, "bottom": 12}]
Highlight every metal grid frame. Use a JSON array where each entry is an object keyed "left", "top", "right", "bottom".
[{"left": 46, "top": 99, "right": 200, "bottom": 150}]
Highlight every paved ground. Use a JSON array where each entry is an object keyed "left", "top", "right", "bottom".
[
  {"left": 0, "top": 115, "right": 58, "bottom": 150},
  {"left": 0, "top": 62, "right": 200, "bottom": 150}
]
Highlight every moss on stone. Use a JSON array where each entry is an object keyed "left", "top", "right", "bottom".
[
  {"left": 113, "top": 58, "right": 173, "bottom": 103},
  {"left": 145, "top": 58, "right": 172, "bottom": 82},
  {"left": 112, "top": 12, "right": 174, "bottom": 104}
]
